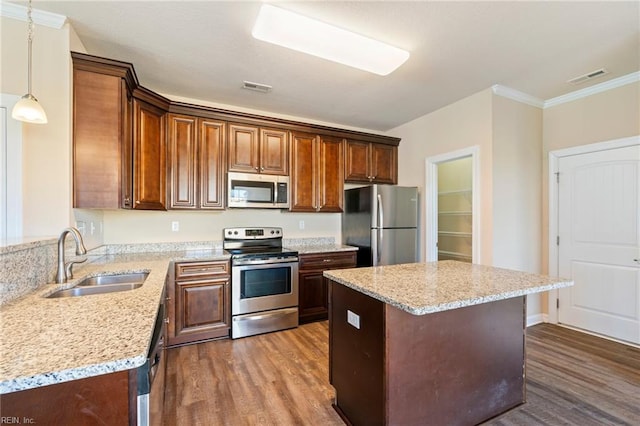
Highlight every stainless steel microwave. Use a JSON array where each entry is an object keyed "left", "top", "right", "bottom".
[{"left": 227, "top": 172, "right": 290, "bottom": 209}]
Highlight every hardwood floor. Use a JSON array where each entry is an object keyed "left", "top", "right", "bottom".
[{"left": 164, "top": 322, "right": 640, "bottom": 426}]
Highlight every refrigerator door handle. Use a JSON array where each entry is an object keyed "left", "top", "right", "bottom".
[{"left": 377, "top": 194, "right": 383, "bottom": 265}]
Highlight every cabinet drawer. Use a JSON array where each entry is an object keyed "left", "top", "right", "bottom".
[
  {"left": 175, "top": 261, "right": 229, "bottom": 280},
  {"left": 299, "top": 252, "right": 357, "bottom": 270}
]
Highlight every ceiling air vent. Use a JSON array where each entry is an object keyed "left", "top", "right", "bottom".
[
  {"left": 567, "top": 68, "right": 609, "bottom": 85},
  {"left": 242, "top": 81, "right": 272, "bottom": 93}
]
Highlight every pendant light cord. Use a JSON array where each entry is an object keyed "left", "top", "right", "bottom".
[{"left": 27, "top": 0, "right": 33, "bottom": 96}]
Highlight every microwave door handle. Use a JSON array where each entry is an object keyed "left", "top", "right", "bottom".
[{"left": 273, "top": 182, "right": 278, "bottom": 206}]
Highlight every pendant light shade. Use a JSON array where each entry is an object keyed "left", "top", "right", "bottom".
[
  {"left": 12, "top": 94, "right": 47, "bottom": 124},
  {"left": 12, "top": 0, "right": 48, "bottom": 124}
]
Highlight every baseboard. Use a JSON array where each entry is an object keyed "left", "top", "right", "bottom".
[{"left": 526, "top": 313, "right": 544, "bottom": 327}]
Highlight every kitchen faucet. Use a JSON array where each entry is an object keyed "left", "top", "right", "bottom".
[{"left": 56, "top": 227, "right": 88, "bottom": 283}]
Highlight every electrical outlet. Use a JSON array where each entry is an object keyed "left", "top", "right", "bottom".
[
  {"left": 171, "top": 221, "right": 179, "bottom": 232},
  {"left": 299, "top": 220, "right": 305, "bottom": 230},
  {"left": 90, "top": 222, "right": 96, "bottom": 235},
  {"left": 76, "top": 221, "right": 86, "bottom": 236},
  {"left": 347, "top": 310, "right": 360, "bottom": 329}
]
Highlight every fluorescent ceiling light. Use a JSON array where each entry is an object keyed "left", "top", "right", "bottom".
[{"left": 252, "top": 4, "right": 409, "bottom": 76}]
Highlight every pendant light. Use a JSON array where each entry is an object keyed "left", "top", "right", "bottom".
[{"left": 12, "top": 0, "right": 48, "bottom": 124}]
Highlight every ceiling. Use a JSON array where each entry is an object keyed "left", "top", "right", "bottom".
[{"left": 22, "top": 1, "right": 640, "bottom": 131}]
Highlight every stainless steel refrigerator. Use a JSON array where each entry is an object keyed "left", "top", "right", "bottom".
[{"left": 342, "top": 185, "right": 419, "bottom": 267}]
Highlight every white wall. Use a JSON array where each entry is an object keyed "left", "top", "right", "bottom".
[
  {"left": 390, "top": 89, "right": 494, "bottom": 264},
  {"left": 0, "top": 17, "right": 77, "bottom": 238},
  {"left": 103, "top": 209, "right": 340, "bottom": 244}
]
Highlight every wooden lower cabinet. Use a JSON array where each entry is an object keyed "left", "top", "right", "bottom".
[
  {"left": 298, "top": 251, "right": 356, "bottom": 323},
  {"left": 0, "top": 370, "right": 135, "bottom": 425},
  {"left": 168, "top": 260, "right": 231, "bottom": 346}
]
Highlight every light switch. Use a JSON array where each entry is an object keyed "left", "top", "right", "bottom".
[
  {"left": 172, "top": 221, "right": 179, "bottom": 232},
  {"left": 347, "top": 310, "right": 360, "bottom": 329}
]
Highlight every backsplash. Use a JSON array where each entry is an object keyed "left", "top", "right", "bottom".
[{"left": 0, "top": 237, "right": 335, "bottom": 305}]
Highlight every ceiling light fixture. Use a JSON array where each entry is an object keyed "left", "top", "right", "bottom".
[
  {"left": 12, "top": 0, "right": 47, "bottom": 124},
  {"left": 252, "top": 4, "right": 409, "bottom": 76}
]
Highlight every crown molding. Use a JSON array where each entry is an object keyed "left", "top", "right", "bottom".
[
  {"left": 0, "top": 1, "right": 67, "bottom": 29},
  {"left": 543, "top": 71, "right": 640, "bottom": 108},
  {"left": 491, "top": 85, "right": 545, "bottom": 108}
]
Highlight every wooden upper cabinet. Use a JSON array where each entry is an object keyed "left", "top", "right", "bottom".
[
  {"left": 290, "top": 132, "right": 344, "bottom": 213},
  {"left": 227, "top": 123, "right": 288, "bottom": 175},
  {"left": 370, "top": 143, "right": 397, "bottom": 184},
  {"left": 133, "top": 99, "right": 167, "bottom": 210},
  {"left": 317, "top": 135, "right": 344, "bottom": 212},
  {"left": 290, "top": 132, "right": 317, "bottom": 212},
  {"left": 168, "top": 114, "right": 197, "bottom": 209},
  {"left": 345, "top": 140, "right": 397, "bottom": 184},
  {"left": 73, "top": 68, "right": 132, "bottom": 209},
  {"left": 199, "top": 119, "right": 226, "bottom": 209},
  {"left": 168, "top": 114, "right": 226, "bottom": 210}
]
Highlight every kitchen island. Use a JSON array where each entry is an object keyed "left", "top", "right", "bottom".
[{"left": 323, "top": 261, "right": 572, "bottom": 426}]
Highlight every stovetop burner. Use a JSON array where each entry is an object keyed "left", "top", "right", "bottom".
[{"left": 223, "top": 227, "right": 298, "bottom": 262}]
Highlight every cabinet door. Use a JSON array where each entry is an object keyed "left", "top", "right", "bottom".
[
  {"left": 168, "top": 114, "right": 197, "bottom": 209},
  {"left": 73, "top": 69, "right": 123, "bottom": 209},
  {"left": 317, "top": 136, "right": 344, "bottom": 212},
  {"left": 200, "top": 119, "right": 226, "bottom": 209},
  {"left": 345, "top": 140, "right": 371, "bottom": 182},
  {"left": 260, "top": 128, "right": 289, "bottom": 175},
  {"left": 299, "top": 271, "right": 328, "bottom": 323},
  {"left": 133, "top": 99, "right": 167, "bottom": 210},
  {"left": 228, "top": 123, "right": 259, "bottom": 173},
  {"left": 290, "top": 132, "right": 318, "bottom": 212},
  {"left": 174, "top": 278, "right": 230, "bottom": 343},
  {"left": 371, "top": 143, "right": 397, "bottom": 184},
  {"left": 121, "top": 80, "right": 133, "bottom": 209}
]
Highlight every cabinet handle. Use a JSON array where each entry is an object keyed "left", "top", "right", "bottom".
[
  {"left": 261, "top": 166, "right": 265, "bottom": 171},
  {"left": 323, "top": 259, "right": 332, "bottom": 263},
  {"left": 135, "top": 200, "right": 141, "bottom": 204},
  {"left": 164, "top": 318, "right": 170, "bottom": 324},
  {"left": 123, "top": 197, "right": 131, "bottom": 206},
  {"left": 255, "top": 166, "right": 259, "bottom": 171}
]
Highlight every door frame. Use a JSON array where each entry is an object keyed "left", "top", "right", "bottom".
[
  {"left": 425, "top": 145, "right": 481, "bottom": 263},
  {"left": 547, "top": 135, "right": 640, "bottom": 323}
]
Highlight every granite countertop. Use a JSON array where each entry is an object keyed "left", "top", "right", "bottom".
[
  {"left": 323, "top": 260, "right": 573, "bottom": 315},
  {"left": 288, "top": 244, "right": 357, "bottom": 255},
  {"left": 0, "top": 249, "right": 229, "bottom": 394}
]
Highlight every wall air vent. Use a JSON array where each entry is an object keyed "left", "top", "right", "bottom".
[
  {"left": 567, "top": 68, "right": 609, "bottom": 85},
  {"left": 242, "top": 81, "right": 272, "bottom": 93}
]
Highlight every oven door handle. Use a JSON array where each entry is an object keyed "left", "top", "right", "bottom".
[
  {"left": 233, "top": 307, "right": 298, "bottom": 322},
  {"left": 233, "top": 257, "right": 298, "bottom": 266}
]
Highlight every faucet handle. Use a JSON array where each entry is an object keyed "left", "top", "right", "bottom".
[{"left": 65, "top": 257, "right": 88, "bottom": 280}]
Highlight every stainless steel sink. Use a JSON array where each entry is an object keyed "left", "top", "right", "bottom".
[
  {"left": 46, "top": 272, "right": 149, "bottom": 298},
  {"left": 77, "top": 272, "right": 149, "bottom": 286},
  {"left": 46, "top": 282, "right": 144, "bottom": 298}
]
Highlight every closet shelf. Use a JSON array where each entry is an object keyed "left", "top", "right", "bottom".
[
  {"left": 438, "top": 231, "right": 472, "bottom": 237},
  {"left": 438, "top": 250, "right": 472, "bottom": 259},
  {"left": 438, "top": 211, "right": 472, "bottom": 216},
  {"left": 438, "top": 189, "right": 472, "bottom": 196}
]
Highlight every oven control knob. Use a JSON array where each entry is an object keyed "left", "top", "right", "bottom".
[
  {"left": 270, "top": 230, "right": 275, "bottom": 234},
  {"left": 276, "top": 230, "right": 280, "bottom": 234},
  {"left": 233, "top": 231, "right": 238, "bottom": 235}
]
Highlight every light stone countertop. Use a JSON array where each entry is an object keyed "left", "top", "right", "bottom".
[
  {"left": 0, "top": 249, "right": 229, "bottom": 394},
  {"left": 323, "top": 260, "right": 573, "bottom": 315},
  {"left": 287, "top": 244, "right": 357, "bottom": 255}
]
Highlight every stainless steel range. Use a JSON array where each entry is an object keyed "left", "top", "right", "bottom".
[{"left": 224, "top": 227, "right": 299, "bottom": 339}]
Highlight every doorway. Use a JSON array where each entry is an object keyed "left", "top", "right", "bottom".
[
  {"left": 425, "top": 146, "right": 480, "bottom": 263},
  {"left": 549, "top": 136, "right": 640, "bottom": 345}
]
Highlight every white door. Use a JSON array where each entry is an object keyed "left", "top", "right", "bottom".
[{"left": 558, "top": 145, "right": 640, "bottom": 344}]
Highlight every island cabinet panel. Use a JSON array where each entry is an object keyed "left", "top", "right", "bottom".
[
  {"left": 329, "top": 281, "right": 526, "bottom": 426},
  {"left": 168, "top": 114, "right": 226, "bottom": 209},
  {"left": 0, "top": 370, "right": 134, "bottom": 425},
  {"left": 290, "top": 132, "right": 344, "bottom": 212},
  {"left": 345, "top": 140, "right": 397, "bottom": 185},
  {"left": 299, "top": 251, "right": 356, "bottom": 323},
  {"left": 133, "top": 99, "right": 167, "bottom": 210},
  {"left": 168, "top": 260, "right": 231, "bottom": 346},
  {"left": 227, "top": 124, "right": 288, "bottom": 175}
]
